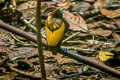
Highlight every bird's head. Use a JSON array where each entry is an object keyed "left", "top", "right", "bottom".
[{"left": 50, "top": 8, "right": 65, "bottom": 18}]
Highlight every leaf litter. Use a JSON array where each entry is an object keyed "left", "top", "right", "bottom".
[{"left": 0, "top": 0, "right": 120, "bottom": 79}]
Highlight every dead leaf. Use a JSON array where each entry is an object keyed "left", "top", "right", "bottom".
[
  {"left": 100, "top": 8, "right": 120, "bottom": 18},
  {"left": 94, "top": 0, "right": 106, "bottom": 9},
  {"left": 99, "top": 51, "right": 114, "bottom": 62},
  {"left": 63, "top": 10, "right": 88, "bottom": 32},
  {"left": 43, "top": 51, "right": 75, "bottom": 64},
  {"left": 0, "top": 72, "right": 17, "bottom": 80},
  {"left": 94, "top": 0, "right": 120, "bottom": 18},
  {"left": 17, "top": 1, "right": 49, "bottom": 11},
  {"left": 87, "top": 22, "right": 100, "bottom": 29},
  {"left": 57, "top": 57, "right": 75, "bottom": 64},
  {"left": 115, "top": 20, "right": 120, "bottom": 29},
  {"left": 112, "top": 32, "right": 120, "bottom": 43},
  {"left": 0, "top": 9, "right": 22, "bottom": 23},
  {"left": 89, "top": 28, "right": 112, "bottom": 37},
  {"left": 72, "top": 2, "right": 91, "bottom": 12},
  {"left": 61, "top": 65, "right": 77, "bottom": 74},
  {"left": 84, "top": 0, "right": 95, "bottom": 3},
  {"left": 45, "top": 64, "right": 58, "bottom": 76},
  {"left": 8, "top": 47, "right": 38, "bottom": 59},
  {"left": 17, "top": 1, "right": 36, "bottom": 11},
  {"left": 0, "top": 42, "right": 9, "bottom": 53},
  {"left": 101, "top": 23, "right": 118, "bottom": 30},
  {"left": 57, "top": 2, "right": 71, "bottom": 9}
]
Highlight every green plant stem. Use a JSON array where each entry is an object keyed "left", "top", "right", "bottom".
[{"left": 36, "top": 0, "right": 46, "bottom": 80}]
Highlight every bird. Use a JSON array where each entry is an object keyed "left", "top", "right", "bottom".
[{"left": 45, "top": 8, "right": 69, "bottom": 55}]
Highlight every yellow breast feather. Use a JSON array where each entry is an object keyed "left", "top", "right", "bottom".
[{"left": 45, "top": 22, "right": 65, "bottom": 46}]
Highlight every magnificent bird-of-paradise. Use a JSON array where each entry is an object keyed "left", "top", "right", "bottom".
[{"left": 45, "top": 8, "right": 69, "bottom": 54}]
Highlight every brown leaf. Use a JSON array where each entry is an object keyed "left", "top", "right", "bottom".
[
  {"left": 102, "top": 23, "right": 118, "bottom": 30},
  {"left": 72, "top": 2, "right": 91, "bottom": 12},
  {"left": 115, "top": 47, "right": 120, "bottom": 52},
  {"left": 112, "top": 32, "right": 120, "bottom": 43},
  {"left": 115, "top": 20, "right": 120, "bottom": 29},
  {"left": 94, "top": 0, "right": 120, "bottom": 18},
  {"left": 100, "top": 8, "right": 120, "bottom": 18},
  {"left": 43, "top": 51, "right": 75, "bottom": 64},
  {"left": 0, "top": 72, "right": 16, "bottom": 80},
  {"left": 57, "top": 2, "right": 71, "bottom": 9},
  {"left": 89, "top": 28, "right": 112, "bottom": 37},
  {"left": 17, "top": 1, "right": 36, "bottom": 11},
  {"left": 0, "top": 42, "right": 9, "bottom": 53},
  {"left": 84, "top": 0, "right": 95, "bottom": 3},
  {"left": 63, "top": 11, "right": 88, "bottom": 32},
  {"left": 94, "top": 0, "right": 106, "bottom": 9},
  {"left": 8, "top": 47, "right": 38, "bottom": 59},
  {"left": 57, "top": 57, "right": 75, "bottom": 64}
]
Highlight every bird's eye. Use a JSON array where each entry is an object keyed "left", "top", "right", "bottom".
[{"left": 60, "top": 8, "right": 65, "bottom": 13}]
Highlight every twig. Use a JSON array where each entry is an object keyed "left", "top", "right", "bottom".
[
  {"left": 62, "top": 46, "right": 95, "bottom": 52},
  {"left": 20, "top": 18, "right": 37, "bottom": 32},
  {"left": 103, "top": 4, "right": 120, "bottom": 9},
  {"left": 10, "top": 33, "right": 25, "bottom": 44},
  {"left": 36, "top": 0, "right": 46, "bottom": 80},
  {"left": 28, "top": 17, "right": 35, "bottom": 23},
  {"left": 62, "top": 32, "right": 80, "bottom": 44},
  {"left": 0, "top": 55, "right": 8, "bottom": 66},
  {"left": 65, "top": 40, "right": 87, "bottom": 44},
  {"left": 10, "top": 33, "right": 37, "bottom": 47}
]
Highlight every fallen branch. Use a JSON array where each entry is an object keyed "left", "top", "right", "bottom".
[
  {"left": 0, "top": 20, "right": 120, "bottom": 78},
  {"left": 8, "top": 64, "right": 41, "bottom": 79}
]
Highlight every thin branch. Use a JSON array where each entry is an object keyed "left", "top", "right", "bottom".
[
  {"left": 62, "top": 32, "right": 80, "bottom": 44},
  {"left": 35, "top": 0, "right": 46, "bottom": 80}
]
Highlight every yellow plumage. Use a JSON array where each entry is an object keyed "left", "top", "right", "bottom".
[
  {"left": 45, "top": 9, "right": 68, "bottom": 47},
  {"left": 46, "top": 23, "right": 65, "bottom": 46}
]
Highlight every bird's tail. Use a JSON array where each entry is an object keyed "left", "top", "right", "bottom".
[{"left": 50, "top": 46, "right": 59, "bottom": 55}]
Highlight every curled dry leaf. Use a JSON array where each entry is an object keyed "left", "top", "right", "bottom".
[
  {"left": 94, "top": 0, "right": 120, "bottom": 18},
  {"left": 89, "top": 28, "right": 112, "bottom": 37},
  {"left": 100, "top": 8, "right": 120, "bottom": 18},
  {"left": 63, "top": 10, "right": 88, "bottom": 32},
  {"left": 99, "top": 51, "right": 114, "bottom": 62},
  {"left": 57, "top": 2, "right": 71, "bottom": 9}
]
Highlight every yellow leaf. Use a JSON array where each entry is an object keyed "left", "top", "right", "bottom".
[{"left": 99, "top": 51, "right": 114, "bottom": 62}]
